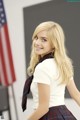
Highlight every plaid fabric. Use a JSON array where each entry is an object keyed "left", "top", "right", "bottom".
[{"left": 39, "top": 105, "right": 77, "bottom": 120}]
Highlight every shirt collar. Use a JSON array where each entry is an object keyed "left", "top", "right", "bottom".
[{"left": 39, "top": 52, "right": 54, "bottom": 63}]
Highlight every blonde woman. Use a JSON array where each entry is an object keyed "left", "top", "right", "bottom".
[{"left": 22, "top": 21, "right": 80, "bottom": 120}]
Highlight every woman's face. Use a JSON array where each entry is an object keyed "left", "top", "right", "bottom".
[{"left": 33, "top": 30, "right": 53, "bottom": 57}]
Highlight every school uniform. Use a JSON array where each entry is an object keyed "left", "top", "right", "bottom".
[
  {"left": 22, "top": 52, "right": 77, "bottom": 120},
  {"left": 39, "top": 105, "right": 77, "bottom": 120},
  {"left": 30, "top": 53, "right": 77, "bottom": 120}
]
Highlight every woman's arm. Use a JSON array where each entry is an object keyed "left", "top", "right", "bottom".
[
  {"left": 67, "top": 79, "right": 80, "bottom": 106},
  {"left": 27, "top": 83, "right": 50, "bottom": 120}
]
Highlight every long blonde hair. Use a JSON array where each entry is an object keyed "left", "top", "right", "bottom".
[{"left": 27, "top": 21, "right": 74, "bottom": 84}]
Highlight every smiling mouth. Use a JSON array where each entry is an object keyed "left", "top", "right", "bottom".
[{"left": 35, "top": 47, "right": 43, "bottom": 49}]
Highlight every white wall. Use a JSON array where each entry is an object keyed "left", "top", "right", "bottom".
[
  {"left": 3, "top": 0, "right": 50, "bottom": 120},
  {"left": 3, "top": 0, "right": 80, "bottom": 120}
]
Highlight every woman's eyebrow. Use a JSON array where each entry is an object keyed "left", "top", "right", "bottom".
[{"left": 40, "top": 36, "right": 47, "bottom": 39}]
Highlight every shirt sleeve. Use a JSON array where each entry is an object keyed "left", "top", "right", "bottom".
[{"left": 33, "top": 65, "right": 51, "bottom": 85}]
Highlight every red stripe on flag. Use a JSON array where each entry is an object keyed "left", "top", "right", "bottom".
[
  {"left": 0, "top": 0, "right": 16, "bottom": 86},
  {"left": 4, "top": 24, "right": 16, "bottom": 83},
  {"left": 0, "top": 25, "right": 16, "bottom": 86},
  {"left": 0, "top": 31, "right": 8, "bottom": 85}
]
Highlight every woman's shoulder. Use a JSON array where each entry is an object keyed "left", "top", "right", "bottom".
[
  {"left": 36, "top": 58, "right": 57, "bottom": 71},
  {"left": 34, "top": 58, "right": 59, "bottom": 80}
]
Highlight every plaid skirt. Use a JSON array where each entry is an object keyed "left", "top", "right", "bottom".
[{"left": 39, "top": 105, "right": 77, "bottom": 120}]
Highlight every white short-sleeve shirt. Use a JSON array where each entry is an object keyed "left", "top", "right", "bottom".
[{"left": 31, "top": 58, "right": 66, "bottom": 109}]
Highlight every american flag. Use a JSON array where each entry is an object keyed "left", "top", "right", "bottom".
[{"left": 0, "top": 0, "right": 16, "bottom": 86}]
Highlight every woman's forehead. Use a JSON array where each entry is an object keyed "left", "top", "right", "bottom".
[{"left": 36, "top": 30, "right": 48, "bottom": 37}]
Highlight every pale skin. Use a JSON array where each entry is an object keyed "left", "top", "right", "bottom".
[
  {"left": 67, "top": 79, "right": 80, "bottom": 106},
  {"left": 33, "top": 30, "right": 53, "bottom": 57},
  {"left": 27, "top": 30, "right": 80, "bottom": 120},
  {"left": 27, "top": 84, "right": 50, "bottom": 120}
]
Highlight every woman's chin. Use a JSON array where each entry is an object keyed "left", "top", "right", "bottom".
[{"left": 35, "top": 51, "right": 43, "bottom": 55}]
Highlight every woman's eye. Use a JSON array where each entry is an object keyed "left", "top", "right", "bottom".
[
  {"left": 41, "top": 38, "right": 47, "bottom": 42},
  {"left": 34, "top": 36, "right": 38, "bottom": 40}
]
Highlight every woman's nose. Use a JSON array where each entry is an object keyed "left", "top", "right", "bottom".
[{"left": 35, "top": 39, "right": 41, "bottom": 45}]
